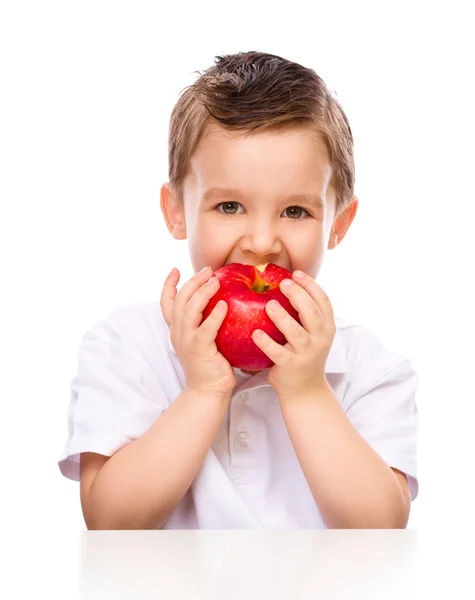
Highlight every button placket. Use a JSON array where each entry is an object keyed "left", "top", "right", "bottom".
[{"left": 229, "top": 391, "right": 258, "bottom": 471}]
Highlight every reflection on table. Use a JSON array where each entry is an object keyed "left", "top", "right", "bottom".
[{"left": 80, "top": 529, "right": 417, "bottom": 599}]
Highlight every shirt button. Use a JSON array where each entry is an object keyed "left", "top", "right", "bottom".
[{"left": 237, "top": 432, "right": 251, "bottom": 448}]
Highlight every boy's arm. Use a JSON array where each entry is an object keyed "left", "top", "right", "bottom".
[
  {"left": 391, "top": 468, "right": 411, "bottom": 506},
  {"left": 81, "top": 387, "right": 229, "bottom": 530},
  {"left": 278, "top": 383, "right": 410, "bottom": 529}
]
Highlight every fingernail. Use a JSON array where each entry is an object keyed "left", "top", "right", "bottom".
[
  {"left": 168, "top": 268, "right": 176, "bottom": 278},
  {"left": 200, "top": 266, "right": 211, "bottom": 273}
]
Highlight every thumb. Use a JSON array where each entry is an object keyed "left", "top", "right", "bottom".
[{"left": 160, "top": 268, "right": 179, "bottom": 327}]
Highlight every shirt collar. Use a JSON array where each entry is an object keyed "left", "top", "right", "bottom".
[{"left": 166, "top": 323, "right": 348, "bottom": 388}]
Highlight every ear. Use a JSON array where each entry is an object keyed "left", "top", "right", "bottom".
[
  {"left": 160, "top": 183, "right": 187, "bottom": 240},
  {"left": 328, "top": 195, "right": 359, "bottom": 249}
]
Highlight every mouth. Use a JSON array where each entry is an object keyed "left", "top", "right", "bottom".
[
  {"left": 226, "top": 261, "right": 290, "bottom": 272},
  {"left": 254, "top": 263, "right": 268, "bottom": 272}
]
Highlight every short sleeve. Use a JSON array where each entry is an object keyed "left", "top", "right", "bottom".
[
  {"left": 58, "top": 333, "right": 168, "bottom": 482},
  {"left": 345, "top": 360, "right": 419, "bottom": 501}
]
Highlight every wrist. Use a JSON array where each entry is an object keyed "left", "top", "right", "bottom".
[
  {"left": 186, "top": 386, "right": 232, "bottom": 406},
  {"left": 278, "top": 379, "right": 333, "bottom": 405}
]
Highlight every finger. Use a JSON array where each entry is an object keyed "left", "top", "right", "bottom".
[
  {"left": 197, "top": 299, "right": 228, "bottom": 348},
  {"left": 173, "top": 267, "right": 213, "bottom": 321},
  {"left": 279, "top": 278, "right": 323, "bottom": 334},
  {"left": 265, "top": 300, "right": 308, "bottom": 350},
  {"left": 186, "top": 275, "right": 221, "bottom": 330},
  {"left": 292, "top": 271, "right": 335, "bottom": 328},
  {"left": 251, "top": 329, "right": 289, "bottom": 364},
  {"left": 160, "top": 268, "right": 180, "bottom": 327}
]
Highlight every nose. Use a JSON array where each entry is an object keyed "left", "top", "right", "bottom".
[{"left": 239, "top": 219, "right": 283, "bottom": 260}]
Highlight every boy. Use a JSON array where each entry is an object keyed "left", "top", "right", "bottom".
[{"left": 58, "top": 51, "right": 418, "bottom": 529}]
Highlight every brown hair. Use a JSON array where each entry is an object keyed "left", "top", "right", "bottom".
[{"left": 167, "top": 51, "right": 355, "bottom": 216}]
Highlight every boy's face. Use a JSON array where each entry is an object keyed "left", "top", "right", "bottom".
[{"left": 161, "top": 121, "right": 357, "bottom": 279}]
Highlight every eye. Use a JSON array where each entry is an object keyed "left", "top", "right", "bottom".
[
  {"left": 216, "top": 201, "right": 244, "bottom": 215},
  {"left": 215, "top": 202, "right": 310, "bottom": 219},
  {"left": 283, "top": 206, "right": 310, "bottom": 219}
]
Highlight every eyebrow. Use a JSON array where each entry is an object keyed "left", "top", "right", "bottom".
[{"left": 201, "top": 187, "right": 326, "bottom": 210}]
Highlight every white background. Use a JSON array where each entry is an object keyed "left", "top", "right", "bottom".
[{"left": 1, "top": 0, "right": 474, "bottom": 593}]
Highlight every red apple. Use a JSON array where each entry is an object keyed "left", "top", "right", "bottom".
[{"left": 201, "top": 262, "right": 302, "bottom": 371}]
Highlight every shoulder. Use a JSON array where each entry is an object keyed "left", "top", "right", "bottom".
[
  {"left": 85, "top": 300, "right": 169, "bottom": 356},
  {"left": 79, "top": 300, "right": 181, "bottom": 386},
  {"left": 334, "top": 315, "right": 418, "bottom": 402}
]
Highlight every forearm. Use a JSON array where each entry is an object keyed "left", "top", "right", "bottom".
[
  {"left": 278, "top": 383, "right": 407, "bottom": 529},
  {"left": 86, "top": 387, "right": 229, "bottom": 530}
]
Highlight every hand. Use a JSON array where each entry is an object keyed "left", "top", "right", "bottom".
[
  {"left": 251, "top": 270, "right": 336, "bottom": 397},
  {"left": 160, "top": 266, "right": 236, "bottom": 400}
]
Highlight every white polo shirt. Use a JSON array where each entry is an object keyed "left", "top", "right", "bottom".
[{"left": 58, "top": 301, "right": 419, "bottom": 529}]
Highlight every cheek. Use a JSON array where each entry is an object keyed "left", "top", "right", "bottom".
[
  {"left": 189, "top": 218, "right": 233, "bottom": 269},
  {"left": 290, "top": 232, "right": 325, "bottom": 274}
]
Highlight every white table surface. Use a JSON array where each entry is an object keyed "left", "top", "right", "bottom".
[{"left": 8, "top": 529, "right": 473, "bottom": 599}]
